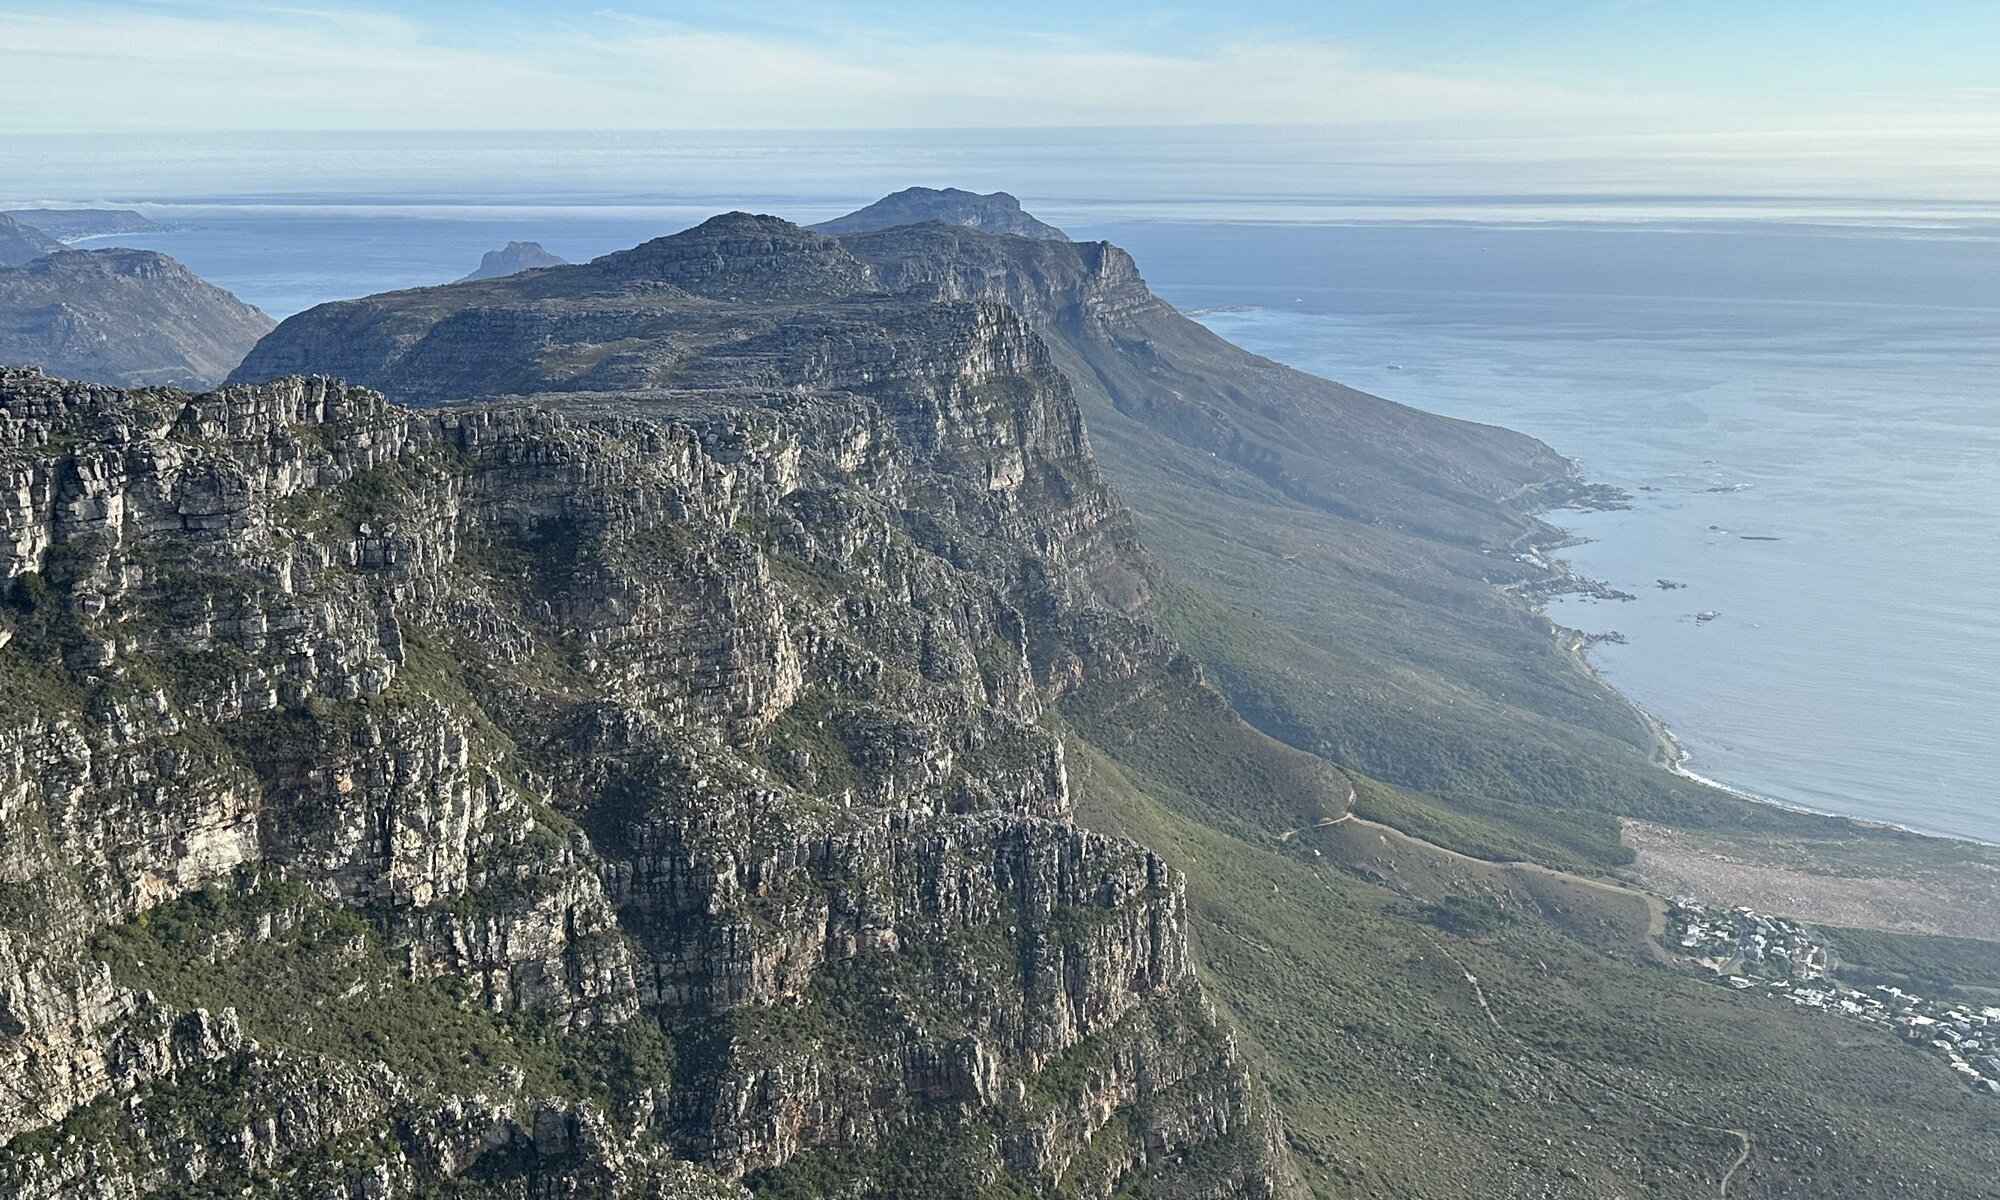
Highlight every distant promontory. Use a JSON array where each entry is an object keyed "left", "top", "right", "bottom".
[{"left": 810, "top": 186, "right": 1071, "bottom": 241}]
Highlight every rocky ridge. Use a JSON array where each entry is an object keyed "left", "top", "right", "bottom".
[
  {"left": 238, "top": 209, "right": 1572, "bottom": 553},
  {"left": 192, "top": 188, "right": 2000, "bottom": 1200},
  {"left": 0, "top": 214, "right": 63, "bottom": 267},
  {"left": 0, "top": 304, "right": 1299, "bottom": 1197},
  {"left": 227, "top": 205, "right": 1626, "bottom": 813},
  {"left": 826, "top": 219, "right": 1573, "bottom": 548},
  {"left": 0, "top": 248, "right": 274, "bottom": 388}
]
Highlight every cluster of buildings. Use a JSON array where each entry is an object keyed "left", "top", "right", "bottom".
[
  {"left": 1879, "top": 988, "right": 2000, "bottom": 1096},
  {"left": 1665, "top": 901, "right": 2000, "bottom": 1097},
  {"left": 1670, "top": 902, "right": 1826, "bottom": 978}
]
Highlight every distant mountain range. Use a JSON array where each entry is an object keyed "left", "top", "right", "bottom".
[{"left": 2, "top": 207, "right": 170, "bottom": 243}]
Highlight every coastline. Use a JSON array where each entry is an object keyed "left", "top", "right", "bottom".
[
  {"left": 1559, "top": 626, "right": 1683, "bottom": 771},
  {"left": 1552, "top": 584, "right": 1996, "bottom": 848},
  {"left": 1514, "top": 471, "right": 1997, "bottom": 848}
]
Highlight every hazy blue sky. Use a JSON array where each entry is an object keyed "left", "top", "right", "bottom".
[{"left": 4, "top": 2, "right": 1997, "bottom": 200}]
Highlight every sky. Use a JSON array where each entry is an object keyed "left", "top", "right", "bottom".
[{"left": 3, "top": 1, "right": 1998, "bottom": 203}]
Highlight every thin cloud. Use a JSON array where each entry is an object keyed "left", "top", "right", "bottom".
[
  {"left": 0, "top": 4, "right": 1629, "bottom": 131},
  {"left": 6, "top": 2, "right": 1995, "bottom": 204}
]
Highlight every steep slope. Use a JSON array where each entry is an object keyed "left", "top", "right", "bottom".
[
  {"left": 1064, "top": 728, "right": 2000, "bottom": 1199},
  {"left": 0, "top": 248, "right": 274, "bottom": 387},
  {"left": 460, "top": 240, "right": 569, "bottom": 281},
  {"left": 792, "top": 216, "right": 1705, "bottom": 834},
  {"left": 0, "top": 353, "right": 1299, "bottom": 1197},
  {"left": 202, "top": 196, "right": 2000, "bottom": 1196},
  {"left": 833, "top": 221, "right": 1569, "bottom": 542},
  {"left": 236, "top": 210, "right": 1562, "bottom": 545},
  {"left": 228, "top": 205, "right": 1756, "bottom": 842},
  {"left": 806, "top": 194, "right": 2000, "bottom": 1198},
  {"left": 0, "top": 214, "right": 62, "bottom": 266},
  {"left": 812, "top": 188, "right": 1071, "bottom": 241}
]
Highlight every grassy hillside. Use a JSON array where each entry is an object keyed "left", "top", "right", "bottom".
[{"left": 1062, "top": 718, "right": 2000, "bottom": 1199}]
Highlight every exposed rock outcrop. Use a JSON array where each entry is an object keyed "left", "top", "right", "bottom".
[
  {"left": 829, "top": 219, "right": 1574, "bottom": 548},
  {"left": 238, "top": 207, "right": 1570, "bottom": 552},
  {"left": 0, "top": 349, "right": 1298, "bottom": 1197}
]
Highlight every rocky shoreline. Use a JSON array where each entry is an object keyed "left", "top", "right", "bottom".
[{"left": 1525, "top": 472, "right": 1997, "bottom": 853}]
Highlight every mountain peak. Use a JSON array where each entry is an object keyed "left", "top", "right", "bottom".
[
  {"left": 812, "top": 187, "right": 1070, "bottom": 241},
  {"left": 589, "top": 212, "right": 879, "bottom": 301}
]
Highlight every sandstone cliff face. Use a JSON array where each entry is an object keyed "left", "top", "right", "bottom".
[
  {"left": 0, "top": 355, "right": 1297, "bottom": 1198},
  {"left": 236, "top": 210, "right": 1571, "bottom": 553},
  {"left": 830, "top": 221, "right": 1576, "bottom": 549}
]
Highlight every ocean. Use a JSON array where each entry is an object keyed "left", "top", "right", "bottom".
[
  {"left": 1117, "top": 221, "right": 2000, "bottom": 844},
  {"left": 7, "top": 131, "right": 1997, "bottom": 841}
]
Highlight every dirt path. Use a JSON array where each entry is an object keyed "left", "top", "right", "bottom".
[
  {"left": 1276, "top": 781, "right": 1358, "bottom": 843},
  {"left": 1420, "top": 933, "right": 1501, "bottom": 1031},
  {"left": 1718, "top": 1128, "right": 1752, "bottom": 1198},
  {"left": 1407, "top": 893, "right": 1750, "bottom": 1197},
  {"left": 1420, "top": 928, "right": 1753, "bottom": 1196},
  {"left": 1288, "top": 798, "right": 1754, "bottom": 1192},
  {"left": 1322, "top": 812, "right": 1674, "bottom": 950},
  {"left": 1277, "top": 812, "right": 1353, "bottom": 842}
]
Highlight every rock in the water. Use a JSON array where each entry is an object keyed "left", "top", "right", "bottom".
[{"left": 458, "top": 239, "right": 569, "bottom": 281}]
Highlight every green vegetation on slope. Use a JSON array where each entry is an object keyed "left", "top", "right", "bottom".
[
  {"left": 1060, "top": 706, "right": 2000, "bottom": 1199},
  {"left": 93, "top": 871, "right": 676, "bottom": 1111},
  {"left": 1824, "top": 926, "right": 2000, "bottom": 998}
]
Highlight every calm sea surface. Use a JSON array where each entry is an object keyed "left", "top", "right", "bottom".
[
  {"left": 8, "top": 132, "right": 1997, "bottom": 841},
  {"left": 1120, "top": 222, "right": 2000, "bottom": 844}
]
